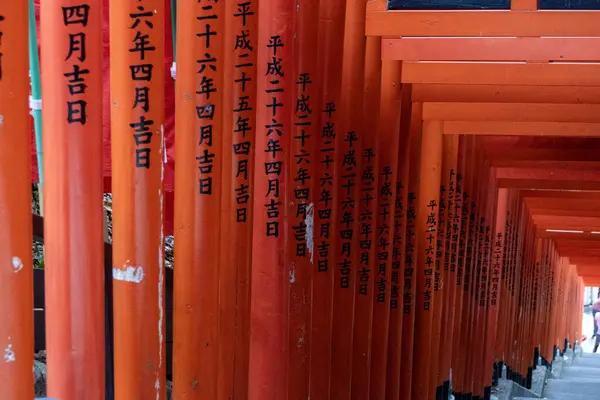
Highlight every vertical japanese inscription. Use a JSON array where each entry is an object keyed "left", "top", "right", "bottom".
[
  {"left": 264, "top": 35, "right": 285, "bottom": 237},
  {"left": 376, "top": 166, "right": 393, "bottom": 303},
  {"left": 423, "top": 199, "right": 438, "bottom": 310},
  {"left": 390, "top": 180, "right": 404, "bottom": 308},
  {"left": 196, "top": 0, "right": 221, "bottom": 191},
  {"left": 359, "top": 147, "right": 375, "bottom": 294},
  {"left": 403, "top": 191, "right": 416, "bottom": 313},
  {"left": 232, "top": 1, "right": 255, "bottom": 221},
  {"left": 317, "top": 103, "right": 336, "bottom": 272},
  {"left": 456, "top": 179, "right": 467, "bottom": 287},
  {"left": 338, "top": 131, "right": 358, "bottom": 288},
  {"left": 491, "top": 231, "right": 503, "bottom": 307},
  {"left": 291, "top": 72, "right": 313, "bottom": 257},
  {"left": 444, "top": 170, "right": 456, "bottom": 275},
  {"left": 62, "top": 5, "right": 91, "bottom": 126},
  {"left": 434, "top": 184, "right": 446, "bottom": 292},
  {"left": 0, "top": 15, "right": 4, "bottom": 80},
  {"left": 479, "top": 223, "right": 490, "bottom": 307},
  {"left": 128, "top": 1, "right": 156, "bottom": 169}
]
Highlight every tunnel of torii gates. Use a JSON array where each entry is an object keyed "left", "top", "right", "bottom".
[{"left": 7, "top": 0, "right": 600, "bottom": 399}]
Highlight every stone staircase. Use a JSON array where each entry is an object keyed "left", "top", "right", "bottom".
[{"left": 542, "top": 351, "right": 600, "bottom": 399}]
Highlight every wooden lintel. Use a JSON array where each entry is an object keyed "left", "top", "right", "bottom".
[
  {"left": 425, "top": 103, "right": 600, "bottom": 123},
  {"left": 537, "top": 231, "right": 600, "bottom": 241},
  {"left": 366, "top": 10, "right": 600, "bottom": 37},
  {"left": 402, "top": 62, "right": 600, "bottom": 86},
  {"left": 497, "top": 166, "right": 600, "bottom": 182},
  {"left": 443, "top": 121, "right": 600, "bottom": 137},
  {"left": 412, "top": 84, "right": 600, "bottom": 104},
  {"left": 382, "top": 37, "right": 600, "bottom": 62},
  {"left": 520, "top": 190, "right": 600, "bottom": 200},
  {"left": 498, "top": 178, "right": 600, "bottom": 190}
]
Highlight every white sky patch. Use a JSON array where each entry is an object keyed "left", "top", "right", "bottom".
[
  {"left": 113, "top": 264, "right": 144, "bottom": 283},
  {"left": 12, "top": 257, "right": 23, "bottom": 273},
  {"left": 305, "top": 203, "right": 315, "bottom": 264},
  {"left": 4, "top": 345, "right": 15, "bottom": 363}
]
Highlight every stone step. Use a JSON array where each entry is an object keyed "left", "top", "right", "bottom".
[
  {"left": 546, "top": 378, "right": 600, "bottom": 396},
  {"left": 563, "top": 366, "right": 600, "bottom": 378},
  {"left": 544, "top": 392, "right": 600, "bottom": 400}
]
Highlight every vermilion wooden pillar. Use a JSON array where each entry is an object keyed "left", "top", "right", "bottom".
[
  {"left": 220, "top": 1, "right": 257, "bottom": 398},
  {"left": 430, "top": 134, "right": 457, "bottom": 396},
  {"left": 385, "top": 86, "right": 412, "bottom": 400},
  {"left": 248, "top": 0, "right": 293, "bottom": 396},
  {"left": 452, "top": 137, "right": 475, "bottom": 397},
  {"left": 330, "top": 0, "right": 368, "bottom": 396},
  {"left": 287, "top": 0, "right": 319, "bottom": 396},
  {"left": 370, "top": 58, "right": 402, "bottom": 400},
  {"left": 399, "top": 103, "right": 423, "bottom": 400},
  {"left": 309, "top": 0, "right": 345, "bottom": 396},
  {"left": 484, "top": 188, "right": 508, "bottom": 392},
  {"left": 42, "top": 1, "right": 105, "bottom": 398},
  {"left": 173, "top": 0, "right": 224, "bottom": 398},
  {"left": 438, "top": 135, "right": 460, "bottom": 397},
  {"left": 110, "top": 0, "right": 165, "bottom": 397},
  {"left": 0, "top": 4, "right": 34, "bottom": 397},
  {"left": 412, "top": 119, "right": 443, "bottom": 399},
  {"left": 350, "top": 36, "right": 380, "bottom": 400}
]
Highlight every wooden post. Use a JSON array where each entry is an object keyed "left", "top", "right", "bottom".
[
  {"left": 330, "top": 0, "right": 368, "bottom": 395},
  {"left": 219, "top": 0, "right": 257, "bottom": 398},
  {"left": 110, "top": 0, "right": 166, "bottom": 397},
  {"left": 309, "top": 0, "right": 345, "bottom": 396},
  {"left": 173, "top": 0, "right": 225, "bottom": 398},
  {"left": 437, "top": 135, "right": 460, "bottom": 397},
  {"left": 385, "top": 86, "right": 412, "bottom": 400},
  {"left": 248, "top": 0, "right": 293, "bottom": 396},
  {"left": 370, "top": 57, "right": 402, "bottom": 400},
  {"left": 399, "top": 103, "right": 422, "bottom": 399},
  {"left": 286, "top": 0, "right": 319, "bottom": 396},
  {"left": 41, "top": 1, "right": 105, "bottom": 398},
  {"left": 0, "top": 3, "right": 34, "bottom": 397},
  {"left": 350, "top": 35, "right": 380, "bottom": 400},
  {"left": 484, "top": 188, "right": 508, "bottom": 392},
  {"left": 430, "top": 134, "right": 456, "bottom": 396},
  {"left": 412, "top": 119, "right": 443, "bottom": 399}
]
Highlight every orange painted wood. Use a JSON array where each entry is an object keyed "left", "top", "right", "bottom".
[
  {"left": 0, "top": 3, "right": 34, "bottom": 397},
  {"left": 450, "top": 137, "right": 469, "bottom": 394},
  {"left": 219, "top": 1, "right": 257, "bottom": 398},
  {"left": 455, "top": 137, "right": 479, "bottom": 395},
  {"left": 330, "top": 0, "right": 368, "bottom": 394},
  {"left": 498, "top": 178, "right": 600, "bottom": 191},
  {"left": 286, "top": 0, "right": 320, "bottom": 396},
  {"left": 425, "top": 103, "right": 600, "bottom": 123},
  {"left": 438, "top": 135, "right": 460, "bottom": 389},
  {"left": 309, "top": 0, "right": 345, "bottom": 396},
  {"left": 412, "top": 120, "right": 443, "bottom": 399},
  {"left": 366, "top": 0, "right": 388, "bottom": 11},
  {"left": 497, "top": 167, "right": 600, "bottom": 182},
  {"left": 385, "top": 86, "right": 412, "bottom": 400},
  {"left": 370, "top": 58, "right": 402, "bottom": 400},
  {"left": 429, "top": 134, "right": 456, "bottom": 392},
  {"left": 402, "top": 62, "right": 600, "bottom": 86},
  {"left": 413, "top": 84, "right": 600, "bottom": 105},
  {"left": 41, "top": 1, "right": 105, "bottom": 398},
  {"left": 366, "top": 10, "right": 600, "bottom": 37},
  {"left": 511, "top": 0, "right": 538, "bottom": 9},
  {"left": 173, "top": 1, "right": 224, "bottom": 398},
  {"left": 350, "top": 36, "right": 380, "bottom": 400},
  {"left": 382, "top": 37, "right": 600, "bottom": 62},
  {"left": 444, "top": 121, "right": 600, "bottom": 137},
  {"left": 247, "top": 0, "right": 294, "bottom": 396},
  {"left": 399, "top": 103, "right": 423, "bottom": 399}
]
